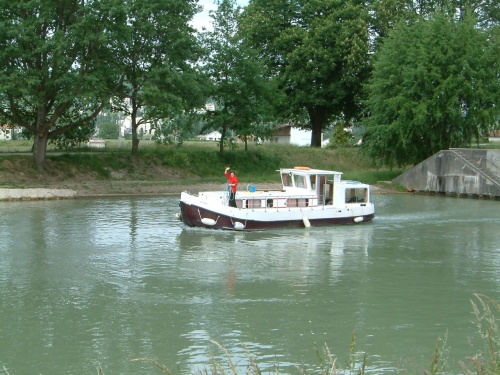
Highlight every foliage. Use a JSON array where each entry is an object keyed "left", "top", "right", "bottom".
[
  {"left": 369, "top": 0, "right": 416, "bottom": 42},
  {"left": 369, "top": 0, "right": 500, "bottom": 43},
  {"left": 152, "top": 112, "right": 201, "bottom": 146},
  {"left": 98, "top": 122, "right": 119, "bottom": 139},
  {"left": 0, "top": 0, "right": 124, "bottom": 170},
  {"left": 241, "top": 0, "right": 372, "bottom": 147},
  {"left": 361, "top": 13, "right": 500, "bottom": 167},
  {"left": 330, "top": 123, "right": 353, "bottom": 148},
  {"left": 110, "top": 0, "right": 203, "bottom": 157},
  {"left": 50, "top": 118, "right": 97, "bottom": 150},
  {"left": 199, "top": 0, "right": 277, "bottom": 154}
]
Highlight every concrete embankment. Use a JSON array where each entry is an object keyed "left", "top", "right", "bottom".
[
  {"left": 0, "top": 188, "right": 77, "bottom": 201},
  {"left": 393, "top": 148, "right": 500, "bottom": 199}
]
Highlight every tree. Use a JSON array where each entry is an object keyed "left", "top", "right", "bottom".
[
  {"left": 112, "top": 0, "right": 203, "bottom": 157},
  {"left": 361, "top": 13, "right": 500, "bottom": 167},
  {"left": 368, "top": 0, "right": 500, "bottom": 47},
  {"left": 368, "top": 0, "right": 417, "bottom": 43},
  {"left": 0, "top": 0, "right": 124, "bottom": 171},
  {"left": 98, "top": 122, "right": 119, "bottom": 139},
  {"left": 241, "top": 0, "right": 371, "bottom": 147},
  {"left": 153, "top": 112, "right": 201, "bottom": 146},
  {"left": 51, "top": 118, "right": 97, "bottom": 149},
  {"left": 331, "top": 122, "right": 352, "bottom": 148},
  {"left": 200, "top": 0, "right": 277, "bottom": 154}
]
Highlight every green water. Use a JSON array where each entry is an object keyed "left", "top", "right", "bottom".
[{"left": 0, "top": 194, "right": 499, "bottom": 374}]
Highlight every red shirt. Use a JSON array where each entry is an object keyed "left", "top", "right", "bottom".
[{"left": 225, "top": 173, "right": 238, "bottom": 193}]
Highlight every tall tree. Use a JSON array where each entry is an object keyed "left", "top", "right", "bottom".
[
  {"left": 241, "top": 0, "right": 371, "bottom": 147},
  {"left": 361, "top": 13, "right": 500, "bottom": 167},
  {"left": 368, "top": 0, "right": 500, "bottom": 42},
  {"left": 0, "top": 0, "right": 124, "bottom": 171},
  {"left": 200, "top": 0, "right": 277, "bottom": 154},
  {"left": 368, "top": 0, "right": 416, "bottom": 42},
  {"left": 112, "top": 0, "right": 203, "bottom": 157}
]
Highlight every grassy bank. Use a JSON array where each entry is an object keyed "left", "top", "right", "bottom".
[{"left": 0, "top": 140, "right": 404, "bottom": 188}]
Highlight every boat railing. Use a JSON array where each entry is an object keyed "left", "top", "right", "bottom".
[
  {"left": 235, "top": 193, "right": 331, "bottom": 210},
  {"left": 235, "top": 188, "right": 370, "bottom": 210}
]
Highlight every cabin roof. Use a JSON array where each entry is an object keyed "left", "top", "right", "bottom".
[{"left": 279, "top": 167, "right": 342, "bottom": 175}]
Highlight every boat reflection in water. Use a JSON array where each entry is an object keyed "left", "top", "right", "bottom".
[{"left": 174, "top": 224, "right": 375, "bottom": 373}]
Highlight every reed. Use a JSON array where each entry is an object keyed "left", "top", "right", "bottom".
[
  {"left": 421, "top": 293, "right": 500, "bottom": 375},
  {"left": 425, "top": 333, "right": 449, "bottom": 375},
  {"left": 3, "top": 299, "right": 500, "bottom": 375},
  {"left": 130, "top": 295, "right": 500, "bottom": 375},
  {"left": 458, "top": 294, "right": 500, "bottom": 375},
  {"left": 131, "top": 337, "right": 368, "bottom": 375},
  {"left": 131, "top": 358, "right": 173, "bottom": 374}
]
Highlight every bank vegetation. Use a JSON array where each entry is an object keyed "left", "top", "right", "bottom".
[{"left": 0, "top": 141, "right": 405, "bottom": 194}]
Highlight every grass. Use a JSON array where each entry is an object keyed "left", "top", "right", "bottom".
[
  {"left": 2, "top": 137, "right": 498, "bottom": 186},
  {"left": 0, "top": 140, "right": 405, "bottom": 186}
]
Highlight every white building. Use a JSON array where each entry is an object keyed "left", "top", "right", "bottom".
[
  {"left": 198, "top": 131, "right": 222, "bottom": 141},
  {"left": 271, "top": 124, "right": 317, "bottom": 146},
  {"left": 0, "top": 125, "right": 12, "bottom": 140}
]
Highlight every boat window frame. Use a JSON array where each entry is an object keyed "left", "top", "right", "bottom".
[
  {"left": 345, "top": 187, "right": 368, "bottom": 204},
  {"left": 293, "top": 174, "right": 307, "bottom": 188},
  {"left": 282, "top": 173, "right": 293, "bottom": 187}
]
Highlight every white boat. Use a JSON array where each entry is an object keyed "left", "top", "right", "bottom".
[{"left": 178, "top": 167, "right": 375, "bottom": 230}]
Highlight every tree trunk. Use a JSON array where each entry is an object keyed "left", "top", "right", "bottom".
[
  {"left": 131, "top": 126, "right": 139, "bottom": 157},
  {"left": 33, "top": 106, "right": 50, "bottom": 172},
  {"left": 131, "top": 98, "right": 140, "bottom": 157},
  {"left": 308, "top": 106, "right": 327, "bottom": 147},
  {"left": 33, "top": 131, "right": 49, "bottom": 172},
  {"left": 219, "top": 125, "right": 226, "bottom": 154}
]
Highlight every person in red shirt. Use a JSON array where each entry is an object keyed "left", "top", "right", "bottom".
[{"left": 224, "top": 166, "right": 238, "bottom": 207}]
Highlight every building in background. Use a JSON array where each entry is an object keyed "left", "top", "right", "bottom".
[{"left": 270, "top": 124, "right": 316, "bottom": 146}]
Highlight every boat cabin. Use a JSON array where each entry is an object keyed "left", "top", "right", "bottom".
[{"left": 233, "top": 167, "right": 370, "bottom": 209}]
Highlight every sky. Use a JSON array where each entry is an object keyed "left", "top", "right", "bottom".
[{"left": 191, "top": 0, "right": 250, "bottom": 31}]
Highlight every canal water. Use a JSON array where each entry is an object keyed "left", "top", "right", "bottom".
[{"left": 0, "top": 194, "right": 499, "bottom": 374}]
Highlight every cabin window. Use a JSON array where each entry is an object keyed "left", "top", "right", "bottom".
[
  {"left": 245, "top": 199, "right": 262, "bottom": 209},
  {"left": 266, "top": 199, "right": 274, "bottom": 208},
  {"left": 287, "top": 199, "right": 308, "bottom": 207},
  {"left": 316, "top": 176, "right": 328, "bottom": 203},
  {"left": 294, "top": 175, "right": 306, "bottom": 188},
  {"left": 324, "top": 183, "right": 334, "bottom": 204},
  {"left": 345, "top": 188, "right": 367, "bottom": 203},
  {"left": 282, "top": 173, "right": 293, "bottom": 187}
]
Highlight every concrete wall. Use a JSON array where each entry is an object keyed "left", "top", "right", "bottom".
[{"left": 393, "top": 149, "right": 500, "bottom": 198}]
